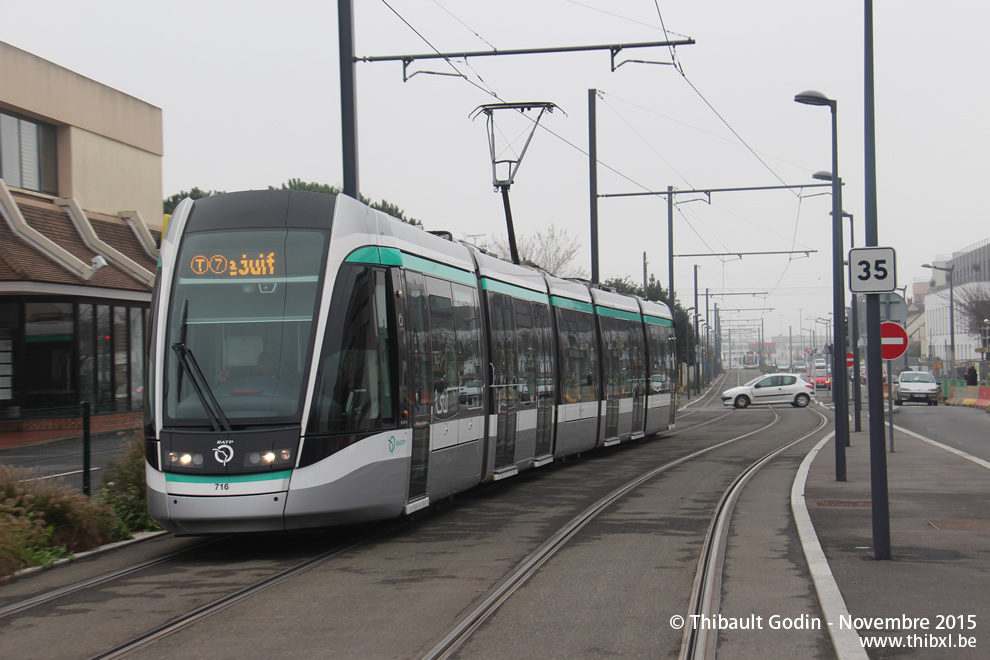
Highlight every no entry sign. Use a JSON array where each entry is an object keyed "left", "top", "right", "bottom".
[
  {"left": 846, "top": 352, "right": 855, "bottom": 368},
  {"left": 880, "top": 322, "right": 908, "bottom": 360}
]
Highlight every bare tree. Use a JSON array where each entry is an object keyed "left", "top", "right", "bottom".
[
  {"left": 477, "top": 224, "right": 588, "bottom": 278},
  {"left": 956, "top": 281, "right": 990, "bottom": 337}
]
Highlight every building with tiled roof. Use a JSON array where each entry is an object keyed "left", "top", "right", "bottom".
[{"left": 1, "top": 41, "right": 161, "bottom": 413}]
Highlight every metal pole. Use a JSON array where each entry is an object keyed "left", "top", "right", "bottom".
[
  {"left": 643, "top": 252, "right": 649, "bottom": 297},
  {"left": 694, "top": 265, "right": 700, "bottom": 394},
  {"left": 848, "top": 213, "right": 862, "bottom": 432},
  {"left": 589, "top": 89, "right": 599, "bottom": 285},
  {"left": 865, "top": 0, "right": 891, "bottom": 560},
  {"left": 948, "top": 268, "right": 955, "bottom": 368},
  {"left": 668, "top": 186, "right": 674, "bottom": 304},
  {"left": 501, "top": 186, "right": 520, "bottom": 265},
  {"left": 82, "top": 402, "right": 91, "bottom": 496},
  {"left": 886, "top": 360, "right": 895, "bottom": 452},
  {"left": 338, "top": 0, "right": 359, "bottom": 199},
  {"left": 705, "top": 288, "right": 710, "bottom": 383},
  {"left": 830, "top": 133, "right": 848, "bottom": 481}
]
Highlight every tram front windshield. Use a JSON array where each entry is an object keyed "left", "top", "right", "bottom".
[{"left": 165, "top": 229, "right": 327, "bottom": 424}]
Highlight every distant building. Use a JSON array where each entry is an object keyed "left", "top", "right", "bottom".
[
  {"left": 0, "top": 41, "right": 161, "bottom": 413},
  {"left": 924, "top": 237, "right": 990, "bottom": 366}
]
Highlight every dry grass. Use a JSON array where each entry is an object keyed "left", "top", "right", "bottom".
[{"left": 0, "top": 464, "right": 118, "bottom": 579}]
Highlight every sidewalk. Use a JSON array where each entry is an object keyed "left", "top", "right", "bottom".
[{"left": 803, "top": 426, "right": 989, "bottom": 656}]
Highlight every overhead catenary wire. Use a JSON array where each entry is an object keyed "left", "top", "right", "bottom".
[
  {"left": 378, "top": 1, "right": 820, "bottom": 298},
  {"left": 377, "top": 1, "right": 661, "bottom": 198}
]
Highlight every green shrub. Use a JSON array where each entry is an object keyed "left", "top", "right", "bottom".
[
  {"left": 0, "top": 465, "right": 117, "bottom": 578},
  {"left": 98, "top": 436, "right": 160, "bottom": 538}
]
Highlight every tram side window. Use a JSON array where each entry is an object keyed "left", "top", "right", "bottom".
[
  {"left": 488, "top": 292, "right": 518, "bottom": 406},
  {"left": 646, "top": 324, "right": 672, "bottom": 392},
  {"left": 627, "top": 318, "right": 646, "bottom": 395},
  {"left": 513, "top": 298, "right": 536, "bottom": 405},
  {"left": 309, "top": 265, "right": 395, "bottom": 434},
  {"left": 533, "top": 303, "right": 554, "bottom": 400},
  {"left": 452, "top": 283, "right": 483, "bottom": 410},
  {"left": 427, "top": 278, "right": 459, "bottom": 420},
  {"left": 556, "top": 307, "right": 598, "bottom": 403},
  {"left": 600, "top": 316, "right": 630, "bottom": 398}
]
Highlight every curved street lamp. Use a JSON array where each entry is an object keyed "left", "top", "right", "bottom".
[
  {"left": 796, "top": 89, "right": 848, "bottom": 480},
  {"left": 922, "top": 263, "right": 956, "bottom": 368}
]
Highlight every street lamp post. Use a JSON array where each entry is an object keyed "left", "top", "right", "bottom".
[
  {"left": 845, "top": 211, "right": 862, "bottom": 432},
  {"left": 922, "top": 263, "right": 955, "bottom": 372},
  {"left": 796, "top": 89, "right": 848, "bottom": 481},
  {"left": 813, "top": 172, "right": 860, "bottom": 432}
]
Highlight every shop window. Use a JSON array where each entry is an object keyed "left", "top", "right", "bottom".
[{"left": 24, "top": 302, "right": 73, "bottom": 408}]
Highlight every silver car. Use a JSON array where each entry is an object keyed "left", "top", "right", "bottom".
[
  {"left": 893, "top": 371, "right": 939, "bottom": 406},
  {"left": 721, "top": 373, "right": 816, "bottom": 409}
]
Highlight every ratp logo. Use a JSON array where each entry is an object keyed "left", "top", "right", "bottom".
[
  {"left": 388, "top": 436, "right": 396, "bottom": 454},
  {"left": 213, "top": 444, "right": 234, "bottom": 466}
]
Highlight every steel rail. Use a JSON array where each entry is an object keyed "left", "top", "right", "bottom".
[
  {"left": 680, "top": 407, "right": 829, "bottom": 659},
  {"left": 91, "top": 521, "right": 407, "bottom": 659},
  {"left": 419, "top": 397, "right": 785, "bottom": 659},
  {"left": 0, "top": 537, "right": 223, "bottom": 620}
]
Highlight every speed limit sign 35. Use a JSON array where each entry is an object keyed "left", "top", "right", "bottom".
[{"left": 849, "top": 247, "right": 897, "bottom": 293}]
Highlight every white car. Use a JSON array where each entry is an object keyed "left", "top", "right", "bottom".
[
  {"left": 721, "top": 373, "right": 815, "bottom": 409},
  {"left": 893, "top": 371, "right": 939, "bottom": 406}
]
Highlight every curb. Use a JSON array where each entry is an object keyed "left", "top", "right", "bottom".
[{"left": 8, "top": 530, "right": 168, "bottom": 581}]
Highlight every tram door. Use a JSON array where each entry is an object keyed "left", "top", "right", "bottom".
[
  {"left": 489, "top": 293, "right": 517, "bottom": 470},
  {"left": 533, "top": 304, "right": 554, "bottom": 457},
  {"left": 404, "top": 271, "right": 431, "bottom": 501}
]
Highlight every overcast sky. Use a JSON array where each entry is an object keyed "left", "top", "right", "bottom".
[{"left": 5, "top": 1, "right": 988, "bottom": 348}]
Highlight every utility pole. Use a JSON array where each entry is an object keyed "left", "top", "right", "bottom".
[
  {"left": 643, "top": 252, "right": 649, "bottom": 297},
  {"left": 589, "top": 89, "right": 599, "bottom": 283},
  {"left": 338, "top": 0, "right": 359, "bottom": 199}
]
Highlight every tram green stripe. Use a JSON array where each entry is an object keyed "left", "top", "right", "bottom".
[
  {"left": 344, "top": 247, "right": 476, "bottom": 286},
  {"left": 551, "top": 296, "right": 593, "bottom": 313},
  {"left": 481, "top": 278, "right": 549, "bottom": 304},
  {"left": 596, "top": 306, "right": 642, "bottom": 322},
  {"left": 345, "top": 246, "right": 381, "bottom": 264},
  {"left": 166, "top": 470, "right": 292, "bottom": 483},
  {"left": 400, "top": 253, "right": 477, "bottom": 286},
  {"left": 644, "top": 314, "right": 674, "bottom": 327}
]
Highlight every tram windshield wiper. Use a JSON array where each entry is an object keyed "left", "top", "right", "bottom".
[{"left": 171, "top": 342, "right": 232, "bottom": 432}]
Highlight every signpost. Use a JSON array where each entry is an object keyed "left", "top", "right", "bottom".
[
  {"left": 880, "top": 321, "right": 908, "bottom": 360},
  {"left": 849, "top": 247, "right": 896, "bottom": 293},
  {"left": 880, "top": 321, "right": 908, "bottom": 452}
]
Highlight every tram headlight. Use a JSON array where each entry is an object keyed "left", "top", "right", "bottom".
[
  {"left": 262, "top": 451, "right": 276, "bottom": 463},
  {"left": 168, "top": 452, "right": 203, "bottom": 467}
]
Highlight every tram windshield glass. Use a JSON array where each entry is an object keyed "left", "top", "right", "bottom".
[{"left": 164, "top": 229, "right": 327, "bottom": 424}]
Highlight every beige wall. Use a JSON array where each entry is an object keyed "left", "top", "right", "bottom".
[
  {"left": 0, "top": 40, "right": 162, "bottom": 227},
  {"left": 66, "top": 127, "right": 163, "bottom": 229}
]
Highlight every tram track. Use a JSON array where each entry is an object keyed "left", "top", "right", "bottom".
[
  {"left": 0, "top": 538, "right": 223, "bottom": 620},
  {"left": 680, "top": 406, "right": 829, "bottom": 660},
  {"left": 91, "top": 521, "right": 406, "bottom": 659},
  {"left": 419, "top": 394, "right": 828, "bottom": 659},
  {"left": 0, "top": 522, "right": 406, "bottom": 659},
  {"left": 2, "top": 372, "right": 827, "bottom": 659}
]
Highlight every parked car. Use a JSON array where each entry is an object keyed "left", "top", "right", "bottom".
[
  {"left": 720, "top": 373, "right": 815, "bottom": 409},
  {"left": 893, "top": 371, "right": 939, "bottom": 406},
  {"left": 811, "top": 368, "right": 831, "bottom": 389}
]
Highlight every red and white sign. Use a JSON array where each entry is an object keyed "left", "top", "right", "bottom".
[
  {"left": 880, "top": 322, "right": 908, "bottom": 360},
  {"left": 846, "top": 352, "right": 855, "bottom": 368}
]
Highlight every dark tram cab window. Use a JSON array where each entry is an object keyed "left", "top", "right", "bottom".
[{"left": 309, "top": 265, "right": 395, "bottom": 434}]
